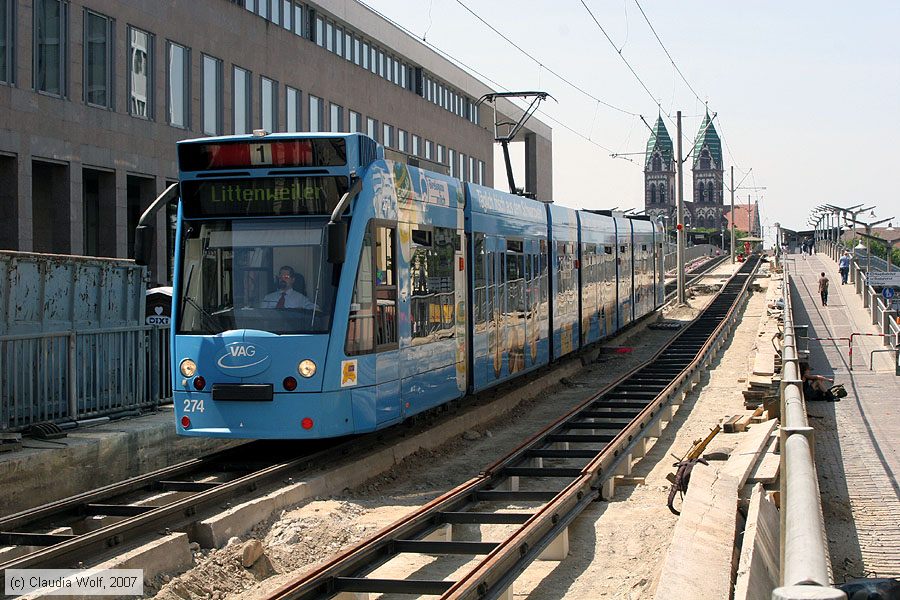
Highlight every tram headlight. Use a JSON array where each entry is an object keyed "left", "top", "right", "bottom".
[
  {"left": 298, "top": 359, "right": 317, "bottom": 378},
  {"left": 180, "top": 359, "right": 197, "bottom": 377}
]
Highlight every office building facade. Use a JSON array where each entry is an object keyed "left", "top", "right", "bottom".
[{"left": 0, "top": 0, "right": 553, "bottom": 283}]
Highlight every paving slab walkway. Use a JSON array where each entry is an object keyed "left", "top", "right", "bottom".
[{"left": 786, "top": 251, "right": 900, "bottom": 581}]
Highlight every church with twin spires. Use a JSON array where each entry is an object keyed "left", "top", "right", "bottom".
[{"left": 643, "top": 113, "right": 725, "bottom": 230}]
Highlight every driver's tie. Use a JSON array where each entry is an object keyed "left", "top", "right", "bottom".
[{"left": 276, "top": 292, "right": 286, "bottom": 309}]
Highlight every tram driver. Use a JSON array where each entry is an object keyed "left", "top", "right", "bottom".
[{"left": 261, "top": 266, "right": 318, "bottom": 310}]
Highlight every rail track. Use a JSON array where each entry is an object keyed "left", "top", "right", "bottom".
[
  {"left": 263, "top": 255, "right": 760, "bottom": 600},
  {"left": 664, "top": 252, "right": 729, "bottom": 299},
  {"left": 0, "top": 252, "right": 740, "bottom": 592}
]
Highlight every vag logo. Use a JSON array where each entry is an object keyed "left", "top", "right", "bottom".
[{"left": 216, "top": 343, "right": 270, "bottom": 371}]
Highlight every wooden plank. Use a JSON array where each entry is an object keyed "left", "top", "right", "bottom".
[
  {"left": 734, "top": 484, "right": 780, "bottom": 600},
  {"left": 654, "top": 466, "right": 740, "bottom": 600},
  {"left": 752, "top": 350, "right": 776, "bottom": 378},
  {"left": 722, "top": 415, "right": 743, "bottom": 433},
  {"left": 722, "top": 420, "right": 778, "bottom": 488},
  {"left": 747, "top": 437, "right": 780, "bottom": 486}
]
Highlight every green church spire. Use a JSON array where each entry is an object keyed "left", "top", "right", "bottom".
[
  {"left": 645, "top": 115, "right": 674, "bottom": 169},
  {"left": 692, "top": 111, "right": 722, "bottom": 167}
]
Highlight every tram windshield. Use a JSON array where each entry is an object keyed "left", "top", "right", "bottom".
[{"left": 178, "top": 219, "right": 339, "bottom": 335}]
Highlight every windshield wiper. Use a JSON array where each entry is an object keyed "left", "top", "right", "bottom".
[{"left": 181, "top": 265, "right": 221, "bottom": 331}]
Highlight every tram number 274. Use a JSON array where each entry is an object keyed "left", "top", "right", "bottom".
[{"left": 183, "top": 398, "right": 206, "bottom": 413}]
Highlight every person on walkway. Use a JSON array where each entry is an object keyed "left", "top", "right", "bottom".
[
  {"left": 818, "top": 272, "right": 829, "bottom": 306},
  {"left": 800, "top": 363, "right": 835, "bottom": 401},
  {"left": 838, "top": 251, "right": 851, "bottom": 284}
]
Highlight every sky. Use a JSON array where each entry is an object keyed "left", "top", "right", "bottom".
[{"left": 364, "top": 0, "right": 900, "bottom": 242}]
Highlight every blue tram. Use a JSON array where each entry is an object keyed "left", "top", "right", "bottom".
[{"left": 169, "top": 132, "right": 664, "bottom": 439}]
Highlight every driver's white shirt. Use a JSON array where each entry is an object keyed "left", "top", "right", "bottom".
[{"left": 261, "top": 288, "right": 317, "bottom": 310}]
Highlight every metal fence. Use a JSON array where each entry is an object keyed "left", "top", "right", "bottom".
[
  {"left": 663, "top": 244, "right": 721, "bottom": 273},
  {"left": 824, "top": 242, "right": 900, "bottom": 350},
  {"left": 0, "top": 326, "right": 171, "bottom": 431}
]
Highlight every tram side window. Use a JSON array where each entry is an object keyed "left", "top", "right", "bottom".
[
  {"left": 345, "top": 229, "right": 374, "bottom": 355},
  {"left": 505, "top": 239, "right": 525, "bottom": 316},
  {"left": 374, "top": 225, "right": 398, "bottom": 348},
  {"left": 473, "top": 233, "right": 486, "bottom": 326},
  {"left": 410, "top": 227, "right": 458, "bottom": 341}
]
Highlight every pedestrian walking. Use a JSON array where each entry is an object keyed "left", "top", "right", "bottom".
[
  {"left": 818, "top": 272, "right": 829, "bottom": 306},
  {"left": 838, "top": 251, "right": 851, "bottom": 284}
]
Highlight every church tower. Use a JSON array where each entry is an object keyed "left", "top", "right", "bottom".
[
  {"left": 691, "top": 112, "right": 724, "bottom": 229},
  {"left": 643, "top": 116, "right": 676, "bottom": 221}
]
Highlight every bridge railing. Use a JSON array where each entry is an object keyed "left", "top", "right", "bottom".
[
  {"left": 774, "top": 264, "right": 845, "bottom": 600},
  {"left": 0, "top": 325, "right": 171, "bottom": 431},
  {"left": 0, "top": 251, "right": 173, "bottom": 432},
  {"left": 823, "top": 241, "right": 900, "bottom": 351}
]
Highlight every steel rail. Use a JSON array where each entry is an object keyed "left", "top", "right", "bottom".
[
  {"left": 664, "top": 253, "right": 728, "bottom": 300},
  {"left": 266, "top": 256, "right": 760, "bottom": 600},
  {"left": 0, "top": 434, "right": 377, "bottom": 580}
]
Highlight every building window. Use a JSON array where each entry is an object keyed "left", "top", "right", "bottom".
[
  {"left": 308, "top": 94, "right": 322, "bottom": 131},
  {"left": 128, "top": 27, "right": 153, "bottom": 119},
  {"left": 436, "top": 144, "right": 444, "bottom": 164},
  {"left": 83, "top": 10, "right": 113, "bottom": 108},
  {"left": 325, "top": 21, "right": 333, "bottom": 51},
  {"left": 261, "top": 76, "right": 277, "bottom": 131},
  {"left": 166, "top": 41, "right": 189, "bottom": 128},
  {"left": 0, "top": 0, "right": 13, "bottom": 84},
  {"left": 293, "top": 3, "right": 303, "bottom": 36},
  {"left": 412, "top": 135, "right": 420, "bottom": 157},
  {"left": 478, "top": 160, "right": 485, "bottom": 185},
  {"left": 369, "top": 46, "right": 376, "bottom": 74},
  {"left": 282, "top": 0, "right": 292, "bottom": 30},
  {"left": 202, "top": 54, "right": 223, "bottom": 135},
  {"left": 233, "top": 66, "right": 250, "bottom": 134},
  {"left": 382, "top": 123, "right": 393, "bottom": 148},
  {"left": 34, "top": 0, "right": 67, "bottom": 96},
  {"left": 469, "top": 156, "right": 475, "bottom": 183},
  {"left": 285, "top": 86, "right": 300, "bottom": 132},
  {"left": 334, "top": 26, "right": 342, "bottom": 56},
  {"left": 315, "top": 16, "right": 324, "bottom": 46},
  {"left": 329, "top": 102, "right": 343, "bottom": 132},
  {"left": 397, "top": 129, "right": 407, "bottom": 152},
  {"left": 348, "top": 110, "right": 361, "bottom": 134},
  {"left": 424, "top": 140, "right": 433, "bottom": 161},
  {"left": 366, "top": 117, "right": 377, "bottom": 141},
  {"left": 448, "top": 149, "right": 456, "bottom": 177},
  {"left": 377, "top": 50, "right": 385, "bottom": 78},
  {"left": 269, "top": 0, "right": 280, "bottom": 25},
  {"left": 361, "top": 42, "right": 369, "bottom": 69},
  {"left": 344, "top": 31, "right": 352, "bottom": 61},
  {"left": 354, "top": 39, "right": 361, "bottom": 66}
]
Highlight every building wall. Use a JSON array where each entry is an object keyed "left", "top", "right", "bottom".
[{"left": 0, "top": 0, "right": 551, "bottom": 284}]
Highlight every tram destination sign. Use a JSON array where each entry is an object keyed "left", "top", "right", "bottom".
[
  {"left": 178, "top": 138, "right": 347, "bottom": 171},
  {"left": 866, "top": 271, "right": 900, "bottom": 287},
  {"left": 181, "top": 176, "right": 347, "bottom": 217}
]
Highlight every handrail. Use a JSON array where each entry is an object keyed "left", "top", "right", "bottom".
[{"left": 773, "top": 264, "right": 846, "bottom": 599}]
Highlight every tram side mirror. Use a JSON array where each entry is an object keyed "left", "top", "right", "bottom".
[
  {"left": 327, "top": 221, "right": 347, "bottom": 264},
  {"left": 134, "top": 225, "right": 154, "bottom": 266}
]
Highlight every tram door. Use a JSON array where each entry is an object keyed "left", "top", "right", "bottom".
[{"left": 486, "top": 235, "right": 504, "bottom": 382}]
